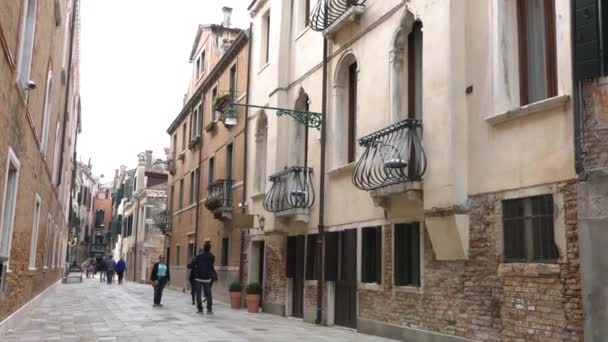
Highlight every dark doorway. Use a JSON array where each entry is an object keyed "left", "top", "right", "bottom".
[
  {"left": 334, "top": 229, "right": 357, "bottom": 329},
  {"left": 292, "top": 236, "right": 305, "bottom": 318}
]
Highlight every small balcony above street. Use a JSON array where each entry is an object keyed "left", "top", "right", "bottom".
[
  {"left": 263, "top": 167, "right": 314, "bottom": 224},
  {"left": 310, "top": 0, "right": 367, "bottom": 37},
  {"left": 205, "top": 179, "right": 234, "bottom": 221},
  {"left": 352, "top": 119, "right": 427, "bottom": 208}
]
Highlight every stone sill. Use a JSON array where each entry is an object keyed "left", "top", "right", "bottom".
[
  {"left": 258, "top": 62, "right": 270, "bottom": 75},
  {"left": 327, "top": 161, "right": 356, "bottom": 177},
  {"left": 393, "top": 285, "right": 423, "bottom": 294},
  {"left": 295, "top": 26, "right": 311, "bottom": 42},
  {"left": 497, "top": 262, "right": 560, "bottom": 277},
  {"left": 251, "top": 192, "right": 265, "bottom": 201},
  {"left": 486, "top": 94, "right": 570, "bottom": 125},
  {"left": 370, "top": 181, "right": 422, "bottom": 198}
]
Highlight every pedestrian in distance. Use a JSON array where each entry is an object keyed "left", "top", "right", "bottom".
[
  {"left": 192, "top": 241, "right": 217, "bottom": 314},
  {"left": 116, "top": 256, "right": 126, "bottom": 285},
  {"left": 97, "top": 258, "right": 106, "bottom": 283},
  {"left": 105, "top": 256, "right": 116, "bottom": 285},
  {"left": 150, "top": 254, "right": 170, "bottom": 307},
  {"left": 187, "top": 255, "right": 197, "bottom": 305}
]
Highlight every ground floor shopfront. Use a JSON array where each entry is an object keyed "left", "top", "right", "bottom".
[{"left": 245, "top": 181, "right": 583, "bottom": 341}]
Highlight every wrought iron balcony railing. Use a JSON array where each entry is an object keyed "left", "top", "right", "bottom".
[
  {"left": 264, "top": 167, "right": 315, "bottom": 213},
  {"left": 353, "top": 119, "right": 427, "bottom": 191},
  {"left": 205, "top": 179, "right": 234, "bottom": 211},
  {"left": 310, "top": 0, "right": 367, "bottom": 32}
]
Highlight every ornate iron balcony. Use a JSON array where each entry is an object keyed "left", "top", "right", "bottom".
[
  {"left": 353, "top": 119, "right": 427, "bottom": 191},
  {"left": 263, "top": 167, "right": 315, "bottom": 213},
  {"left": 310, "top": 0, "right": 367, "bottom": 32},
  {"left": 205, "top": 179, "right": 234, "bottom": 211}
]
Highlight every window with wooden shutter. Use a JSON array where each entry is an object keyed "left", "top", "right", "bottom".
[
  {"left": 305, "top": 234, "right": 317, "bottom": 280},
  {"left": 503, "top": 194, "right": 558, "bottom": 262},
  {"left": 394, "top": 223, "right": 421, "bottom": 287},
  {"left": 295, "top": 235, "right": 305, "bottom": 279},
  {"left": 286, "top": 236, "right": 297, "bottom": 278},
  {"left": 573, "top": 0, "right": 601, "bottom": 80},
  {"left": 324, "top": 231, "right": 338, "bottom": 281},
  {"left": 361, "top": 226, "right": 382, "bottom": 284}
]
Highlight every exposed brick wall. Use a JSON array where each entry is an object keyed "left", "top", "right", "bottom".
[
  {"left": 582, "top": 82, "right": 608, "bottom": 170},
  {"left": 263, "top": 233, "right": 287, "bottom": 308},
  {"left": 357, "top": 183, "right": 582, "bottom": 341}
]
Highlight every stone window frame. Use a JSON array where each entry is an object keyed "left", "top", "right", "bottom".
[
  {"left": 391, "top": 220, "right": 425, "bottom": 294},
  {"left": 495, "top": 184, "right": 567, "bottom": 265},
  {"left": 43, "top": 215, "right": 53, "bottom": 270},
  {"left": 28, "top": 193, "right": 42, "bottom": 271},
  {"left": 0, "top": 147, "right": 21, "bottom": 283}
]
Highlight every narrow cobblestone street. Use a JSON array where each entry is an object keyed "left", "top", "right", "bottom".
[{"left": 0, "top": 276, "right": 394, "bottom": 342}]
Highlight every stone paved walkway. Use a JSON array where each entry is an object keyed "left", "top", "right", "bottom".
[{"left": 0, "top": 277, "right": 395, "bottom": 341}]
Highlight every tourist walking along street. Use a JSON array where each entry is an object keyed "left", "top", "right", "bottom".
[{"left": 1, "top": 0, "right": 607, "bottom": 341}]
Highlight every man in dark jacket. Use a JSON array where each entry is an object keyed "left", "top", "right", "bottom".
[
  {"left": 115, "top": 257, "right": 126, "bottom": 284},
  {"left": 97, "top": 258, "right": 106, "bottom": 283},
  {"left": 150, "top": 254, "right": 170, "bottom": 307},
  {"left": 192, "top": 241, "right": 217, "bottom": 314}
]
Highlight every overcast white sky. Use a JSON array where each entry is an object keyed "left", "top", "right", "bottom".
[{"left": 78, "top": 0, "right": 249, "bottom": 179}]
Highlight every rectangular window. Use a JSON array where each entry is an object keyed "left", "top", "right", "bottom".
[
  {"left": 1, "top": 149, "right": 20, "bottom": 289},
  {"left": 211, "top": 87, "right": 218, "bottom": 121},
  {"left": 166, "top": 247, "right": 171, "bottom": 265},
  {"left": 17, "top": 0, "right": 37, "bottom": 88},
  {"left": 51, "top": 123, "right": 62, "bottom": 185},
  {"left": 408, "top": 22, "right": 423, "bottom": 120},
  {"left": 193, "top": 168, "right": 199, "bottom": 203},
  {"left": 305, "top": 234, "right": 317, "bottom": 280},
  {"left": 43, "top": 217, "right": 52, "bottom": 268},
  {"left": 208, "top": 157, "right": 215, "bottom": 185},
  {"left": 182, "top": 123, "right": 187, "bottom": 150},
  {"left": 262, "top": 10, "right": 271, "bottom": 64},
  {"left": 361, "top": 226, "right": 381, "bottom": 284},
  {"left": 503, "top": 194, "right": 558, "bottom": 262},
  {"left": 305, "top": 0, "right": 311, "bottom": 27},
  {"left": 170, "top": 185, "right": 175, "bottom": 211},
  {"left": 221, "top": 238, "right": 229, "bottom": 267},
  {"left": 229, "top": 64, "right": 237, "bottom": 97},
  {"left": 226, "top": 143, "right": 233, "bottom": 180},
  {"left": 176, "top": 245, "right": 180, "bottom": 266},
  {"left": 188, "top": 241, "right": 195, "bottom": 261},
  {"left": 190, "top": 171, "right": 195, "bottom": 204},
  {"left": 196, "top": 56, "right": 201, "bottom": 78},
  {"left": 28, "top": 194, "right": 42, "bottom": 269},
  {"left": 347, "top": 62, "right": 358, "bottom": 163},
  {"left": 191, "top": 108, "right": 199, "bottom": 139},
  {"left": 179, "top": 179, "right": 184, "bottom": 209},
  {"left": 394, "top": 223, "right": 421, "bottom": 287},
  {"left": 172, "top": 134, "right": 177, "bottom": 157},
  {"left": 51, "top": 227, "right": 58, "bottom": 269},
  {"left": 517, "top": 0, "right": 557, "bottom": 105},
  {"left": 41, "top": 71, "right": 53, "bottom": 155}
]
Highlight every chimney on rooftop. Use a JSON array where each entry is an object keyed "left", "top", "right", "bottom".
[{"left": 222, "top": 7, "right": 232, "bottom": 28}]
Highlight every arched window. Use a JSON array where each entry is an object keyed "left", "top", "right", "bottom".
[
  {"left": 390, "top": 11, "right": 423, "bottom": 123},
  {"left": 331, "top": 53, "right": 358, "bottom": 168},
  {"left": 290, "top": 88, "right": 309, "bottom": 166},
  {"left": 254, "top": 111, "right": 268, "bottom": 193}
]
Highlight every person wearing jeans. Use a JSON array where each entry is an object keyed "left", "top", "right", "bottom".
[
  {"left": 105, "top": 256, "right": 116, "bottom": 284},
  {"left": 150, "top": 255, "right": 170, "bottom": 307},
  {"left": 192, "top": 242, "right": 217, "bottom": 314}
]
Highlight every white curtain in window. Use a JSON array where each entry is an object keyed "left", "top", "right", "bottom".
[{"left": 525, "top": 0, "right": 548, "bottom": 104}]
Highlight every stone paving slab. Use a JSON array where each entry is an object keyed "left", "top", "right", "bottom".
[{"left": 0, "top": 277, "right": 396, "bottom": 341}]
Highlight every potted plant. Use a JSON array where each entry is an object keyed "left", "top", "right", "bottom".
[
  {"left": 229, "top": 281, "right": 243, "bottom": 309},
  {"left": 246, "top": 282, "right": 263, "bottom": 313},
  {"left": 212, "top": 93, "right": 232, "bottom": 112},
  {"left": 188, "top": 135, "right": 201, "bottom": 149},
  {"left": 204, "top": 121, "right": 217, "bottom": 132}
]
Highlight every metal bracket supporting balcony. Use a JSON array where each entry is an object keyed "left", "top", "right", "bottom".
[{"left": 224, "top": 103, "right": 322, "bottom": 129}]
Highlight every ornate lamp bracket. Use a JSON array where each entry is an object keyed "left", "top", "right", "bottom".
[{"left": 229, "top": 103, "right": 323, "bottom": 129}]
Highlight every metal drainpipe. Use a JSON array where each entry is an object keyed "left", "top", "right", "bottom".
[
  {"left": 239, "top": 26, "right": 254, "bottom": 286},
  {"left": 316, "top": 35, "right": 329, "bottom": 325},
  {"left": 133, "top": 198, "right": 140, "bottom": 282},
  {"left": 570, "top": 0, "right": 585, "bottom": 178}
]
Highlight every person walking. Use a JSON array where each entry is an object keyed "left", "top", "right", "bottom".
[
  {"left": 105, "top": 256, "right": 116, "bottom": 284},
  {"left": 97, "top": 258, "right": 106, "bottom": 283},
  {"left": 192, "top": 241, "right": 217, "bottom": 314},
  {"left": 116, "top": 257, "right": 126, "bottom": 284},
  {"left": 150, "top": 255, "right": 170, "bottom": 307},
  {"left": 187, "top": 256, "right": 197, "bottom": 305}
]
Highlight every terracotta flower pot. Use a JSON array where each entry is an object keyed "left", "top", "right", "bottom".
[
  {"left": 246, "top": 294, "right": 261, "bottom": 313},
  {"left": 230, "top": 291, "right": 242, "bottom": 309}
]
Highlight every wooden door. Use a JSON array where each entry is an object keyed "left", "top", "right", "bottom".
[
  {"left": 335, "top": 229, "right": 357, "bottom": 329},
  {"left": 292, "top": 236, "right": 305, "bottom": 318}
]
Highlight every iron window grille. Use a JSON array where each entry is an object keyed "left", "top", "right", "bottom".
[
  {"left": 352, "top": 119, "right": 427, "bottom": 191},
  {"left": 204, "top": 179, "right": 234, "bottom": 211},
  {"left": 263, "top": 167, "right": 315, "bottom": 213},
  {"left": 309, "top": 0, "right": 367, "bottom": 32},
  {"left": 503, "top": 194, "right": 558, "bottom": 262}
]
